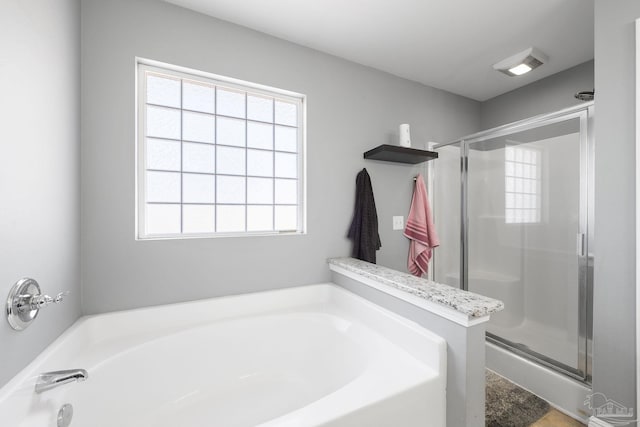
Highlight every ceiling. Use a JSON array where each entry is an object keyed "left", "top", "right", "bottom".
[{"left": 164, "top": 0, "right": 594, "bottom": 101}]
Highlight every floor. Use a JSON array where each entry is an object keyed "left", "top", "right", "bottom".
[
  {"left": 486, "top": 370, "right": 587, "bottom": 427},
  {"left": 529, "top": 409, "right": 586, "bottom": 427}
]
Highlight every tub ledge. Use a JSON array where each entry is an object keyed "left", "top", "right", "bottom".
[{"left": 328, "top": 257, "right": 503, "bottom": 327}]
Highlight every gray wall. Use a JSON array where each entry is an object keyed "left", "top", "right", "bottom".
[
  {"left": 592, "top": 0, "right": 640, "bottom": 418},
  {"left": 80, "top": 0, "right": 480, "bottom": 314},
  {"left": 0, "top": 0, "right": 81, "bottom": 387},
  {"left": 480, "top": 60, "right": 594, "bottom": 129}
]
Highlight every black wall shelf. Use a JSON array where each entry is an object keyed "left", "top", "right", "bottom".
[{"left": 363, "top": 144, "right": 438, "bottom": 164}]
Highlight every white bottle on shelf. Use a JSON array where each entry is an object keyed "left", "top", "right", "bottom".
[{"left": 399, "top": 123, "right": 411, "bottom": 147}]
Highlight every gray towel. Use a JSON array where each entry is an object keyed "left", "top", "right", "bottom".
[{"left": 347, "top": 168, "right": 381, "bottom": 263}]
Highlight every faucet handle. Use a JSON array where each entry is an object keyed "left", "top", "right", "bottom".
[
  {"left": 54, "top": 291, "right": 70, "bottom": 303},
  {"left": 6, "top": 278, "right": 71, "bottom": 331},
  {"left": 31, "top": 290, "right": 70, "bottom": 310},
  {"left": 31, "top": 294, "right": 52, "bottom": 309}
]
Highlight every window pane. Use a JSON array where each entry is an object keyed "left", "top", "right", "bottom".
[
  {"left": 183, "top": 205, "right": 215, "bottom": 233},
  {"left": 147, "top": 138, "right": 180, "bottom": 171},
  {"left": 183, "top": 82, "right": 215, "bottom": 114},
  {"left": 247, "top": 205, "right": 273, "bottom": 231},
  {"left": 275, "top": 126, "right": 297, "bottom": 152},
  {"left": 505, "top": 147, "right": 514, "bottom": 161},
  {"left": 505, "top": 209, "right": 515, "bottom": 224},
  {"left": 505, "top": 177, "right": 514, "bottom": 192},
  {"left": 183, "top": 111, "right": 215, "bottom": 143},
  {"left": 523, "top": 179, "right": 533, "bottom": 193},
  {"left": 146, "top": 204, "right": 180, "bottom": 235},
  {"left": 515, "top": 209, "right": 524, "bottom": 222},
  {"left": 505, "top": 193, "right": 515, "bottom": 209},
  {"left": 275, "top": 179, "right": 297, "bottom": 204},
  {"left": 275, "top": 100, "right": 296, "bottom": 126},
  {"left": 515, "top": 178, "right": 523, "bottom": 193},
  {"left": 217, "top": 88, "right": 245, "bottom": 118},
  {"left": 247, "top": 149, "right": 273, "bottom": 177},
  {"left": 247, "top": 95, "right": 273, "bottom": 122},
  {"left": 217, "top": 175, "right": 245, "bottom": 203},
  {"left": 515, "top": 163, "right": 523, "bottom": 177},
  {"left": 147, "top": 106, "right": 180, "bottom": 140},
  {"left": 217, "top": 146, "right": 245, "bottom": 175},
  {"left": 275, "top": 205, "right": 297, "bottom": 231},
  {"left": 147, "top": 171, "right": 180, "bottom": 202},
  {"left": 146, "top": 74, "right": 180, "bottom": 108},
  {"left": 515, "top": 149, "right": 523, "bottom": 162},
  {"left": 247, "top": 177, "right": 273, "bottom": 204},
  {"left": 217, "top": 205, "right": 245, "bottom": 232},
  {"left": 275, "top": 152, "right": 297, "bottom": 178},
  {"left": 525, "top": 194, "right": 535, "bottom": 209},
  {"left": 247, "top": 122, "right": 273, "bottom": 149},
  {"left": 217, "top": 117, "right": 246, "bottom": 147},
  {"left": 183, "top": 142, "right": 215, "bottom": 173},
  {"left": 515, "top": 193, "right": 524, "bottom": 208},
  {"left": 183, "top": 173, "right": 215, "bottom": 203},
  {"left": 505, "top": 161, "right": 515, "bottom": 176}
]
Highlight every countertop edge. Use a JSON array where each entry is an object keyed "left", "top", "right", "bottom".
[{"left": 328, "top": 257, "right": 504, "bottom": 318}]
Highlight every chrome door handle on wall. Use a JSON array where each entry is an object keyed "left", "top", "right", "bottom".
[{"left": 6, "top": 278, "right": 70, "bottom": 331}]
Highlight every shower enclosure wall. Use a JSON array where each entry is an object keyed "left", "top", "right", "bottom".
[{"left": 432, "top": 102, "right": 594, "bottom": 417}]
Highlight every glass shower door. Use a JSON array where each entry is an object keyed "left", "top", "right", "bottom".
[{"left": 464, "top": 112, "right": 591, "bottom": 381}]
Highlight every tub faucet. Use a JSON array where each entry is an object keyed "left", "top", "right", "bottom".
[{"left": 35, "top": 369, "right": 88, "bottom": 393}]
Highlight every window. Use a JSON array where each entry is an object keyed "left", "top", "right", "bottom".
[
  {"left": 137, "top": 60, "right": 305, "bottom": 239},
  {"left": 505, "top": 145, "right": 540, "bottom": 224}
]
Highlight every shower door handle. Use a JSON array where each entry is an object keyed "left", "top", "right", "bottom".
[{"left": 576, "top": 233, "right": 585, "bottom": 257}]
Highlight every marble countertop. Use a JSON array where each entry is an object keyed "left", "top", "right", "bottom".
[{"left": 328, "top": 257, "right": 504, "bottom": 318}]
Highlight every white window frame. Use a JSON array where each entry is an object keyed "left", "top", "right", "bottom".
[{"left": 135, "top": 58, "right": 307, "bottom": 240}]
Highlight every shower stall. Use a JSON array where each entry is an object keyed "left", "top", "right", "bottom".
[{"left": 432, "top": 102, "right": 594, "bottom": 416}]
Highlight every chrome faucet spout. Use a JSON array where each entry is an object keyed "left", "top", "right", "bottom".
[{"left": 35, "top": 369, "right": 88, "bottom": 393}]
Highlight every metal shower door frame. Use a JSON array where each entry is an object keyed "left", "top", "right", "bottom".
[{"left": 438, "top": 102, "right": 594, "bottom": 384}]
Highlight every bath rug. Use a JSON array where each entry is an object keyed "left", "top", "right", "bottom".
[{"left": 485, "top": 370, "right": 550, "bottom": 427}]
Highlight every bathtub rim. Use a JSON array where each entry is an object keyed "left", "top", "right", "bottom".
[{"left": 0, "top": 282, "right": 446, "bottom": 406}]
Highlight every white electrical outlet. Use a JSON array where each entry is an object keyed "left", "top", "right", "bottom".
[{"left": 392, "top": 216, "right": 404, "bottom": 230}]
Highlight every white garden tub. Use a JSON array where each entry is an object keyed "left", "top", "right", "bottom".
[{"left": 0, "top": 284, "right": 446, "bottom": 427}]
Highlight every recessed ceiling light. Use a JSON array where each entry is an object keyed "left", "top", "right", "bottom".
[
  {"left": 493, "top": 47, "right": 547, "bottom": 77},
  {"left": 508, "top": 64, "right": 533, "bottom": 76}
]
